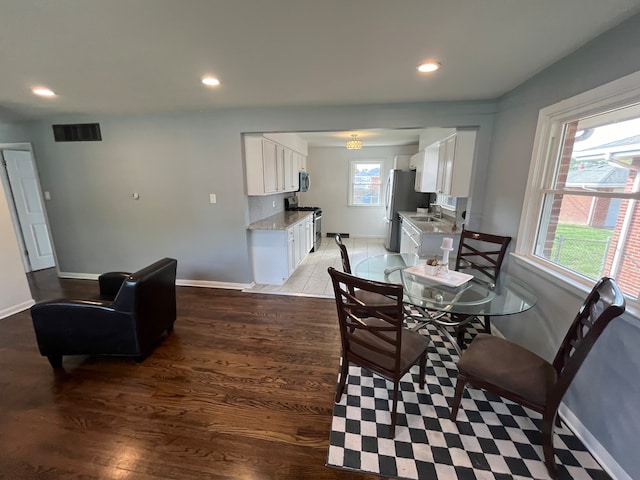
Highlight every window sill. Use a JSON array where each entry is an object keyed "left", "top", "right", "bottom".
[{"left": 510, "top": 252, "right": 640, "bottom": 325}]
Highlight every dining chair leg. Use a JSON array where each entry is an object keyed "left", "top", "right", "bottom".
[
  {"left": 449, "top": 375, "right": 467, "bottom": 421},
  {"left": 335, "top": 357, "right": 349, "bottom": 402},
  {"left": 542, "top": 414, "right": 559, "bottom": 479},
  {"left": 483, "top": 315, "right": 492, "bottom": 333},
  {"left": 418, "top": 354, "right": 426, "bottom": 389},
  {"left": 390, "top": 382, "right": 399, "bottom": 437},
  {"left": 456, "top": 325, "right": 467, "bottom": 349}
]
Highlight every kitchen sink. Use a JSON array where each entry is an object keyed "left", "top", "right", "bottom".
[{"left": 410, "top": 216, "right": 436, "bottom": 222}]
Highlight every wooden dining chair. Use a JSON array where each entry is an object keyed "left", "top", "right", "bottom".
[
  {"left": 449, "top": 276, "right": 626, "bottom": 479},
  {"left": 453, "top": 228, "right": 511, "bottom": 346},
  {"left": 328, "top": 267, "right": 430, "bottom": 437},
  {"left": 334, "top": 234, "right": 395, "bottom": 306}
]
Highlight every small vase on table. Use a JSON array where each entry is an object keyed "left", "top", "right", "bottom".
[{"left": 438, "top": 237, "right": 454, "bottom": 276}]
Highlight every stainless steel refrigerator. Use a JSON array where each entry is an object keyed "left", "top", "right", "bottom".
[{"left": 383, "top": 169, "right": 434, "bottom": 252}]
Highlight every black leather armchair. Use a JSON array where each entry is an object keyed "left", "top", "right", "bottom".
[{"left": 30, "top": 257, "right": 177, "bottom": 369}]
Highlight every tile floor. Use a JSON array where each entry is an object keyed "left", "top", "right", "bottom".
[{"left": 245, "top": 236, "right": 388, "bottom": 297}]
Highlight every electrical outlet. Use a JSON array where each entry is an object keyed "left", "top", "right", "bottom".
[{"left": 272, "top": 200, "right": 276, "bottom": 208}]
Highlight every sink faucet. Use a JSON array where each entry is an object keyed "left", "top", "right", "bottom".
[{"left": 430, "top": 203, "right": 443, "bottom": 219}]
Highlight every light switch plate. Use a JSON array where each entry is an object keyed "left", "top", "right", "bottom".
[{"left": 209, "top": 194, "right": 217, "bottom": 204}]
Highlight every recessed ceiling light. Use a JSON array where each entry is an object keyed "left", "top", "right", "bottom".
[
  {"left": 417, "top": 62, "right": 440, "bottom": 73},
  {"left": 201, "top": 77, "right": 221, "bottom": 86},
  {"left": 32, "top": 87, "right": 56, "bottom": 97}
]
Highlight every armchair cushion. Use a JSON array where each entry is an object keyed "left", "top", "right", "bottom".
[{"left": 30, "top": 258, "right": 177, "bottom": 369}]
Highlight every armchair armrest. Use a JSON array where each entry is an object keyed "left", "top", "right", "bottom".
[
  {"left": 31, "top": 298, "right": 118, "bottom": 323},
  {"left": 30, "top": 298, "right": 138, "bottom": 358},
  {"left": 98, "top": 271, "right": 131, "bottom": 297}
]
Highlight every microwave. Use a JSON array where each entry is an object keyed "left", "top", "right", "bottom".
[{"left": 299, "top": 172, "right": 310, "bottom": 192}]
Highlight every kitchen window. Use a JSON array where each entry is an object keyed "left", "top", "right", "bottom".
[
  {"left": 516, "top": 71, "right": 640, "bottom": 309},
  {"left": 349, "top": 160, "right": 382, "bottom": 206}
]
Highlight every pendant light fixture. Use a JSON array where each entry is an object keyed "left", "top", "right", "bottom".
[{"left": 346, "top": 134, "right": 363, "bottom": 150}]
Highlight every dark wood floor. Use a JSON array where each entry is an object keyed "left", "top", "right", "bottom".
[{"left": 0, "top": 269, "right": 375, "bottom": 479}]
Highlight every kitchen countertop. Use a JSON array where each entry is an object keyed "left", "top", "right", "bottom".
[
  {"left": 398, "top": 211, "right": 460, "bottom": 235},
  {"left": 248, "top": 211, "right": 312, "bottom": 231}
]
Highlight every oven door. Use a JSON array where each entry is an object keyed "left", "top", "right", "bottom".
[{"left": 313, "top": 213, "right": 321, "bottom": 251}]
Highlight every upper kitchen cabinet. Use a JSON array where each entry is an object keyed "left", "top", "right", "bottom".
[
  {"left": 437, "top": 130, "right": 476, "bottom": 197},
  {"left": 284, "top": 148, "right": 300, "bottom": 191},
  {"left": 245, "top": 134, "right": 307, "bottom": 196},
  {"left": 414, "top": 130, "right": 476, "bottom": 197},
  {"left": 414, "top": 144, "right": 439, "bottom": 192},
  {"left": 246, "top": 136, "right": 282, "bottom": 195}
]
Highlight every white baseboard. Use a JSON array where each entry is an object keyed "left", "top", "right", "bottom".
[
  {"left": 176, "top": 279, "right": 250, "bottom": 290},
  {"left": 558, "top": 403, "right": 632, "bottom": 480},
  {"left": 58, "top": 272, "right": 99, "bottom": 280},
  {"left": 58, "top": 272, "right": 250, "bottom": 290},
  {"left": 0, "top": 299, "right": 35, "bottom": 320}
]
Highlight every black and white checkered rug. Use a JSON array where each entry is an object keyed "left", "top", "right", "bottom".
[{"left": 326, "top": 320, "right": 609, "bottom": 480}]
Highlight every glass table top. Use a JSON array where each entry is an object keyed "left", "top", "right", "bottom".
[{"left": 354, "top": 253, "right": 537, "bottom": 317}]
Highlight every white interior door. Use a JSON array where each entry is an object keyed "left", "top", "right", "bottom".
[{"left": 4, "top": 150, "right": 55, "bottom": 271}]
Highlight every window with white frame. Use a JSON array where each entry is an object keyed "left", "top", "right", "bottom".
[
  {"left": 349, "top": 160, "right": 382, "bottom": 206},
  {"left": 517, "top": 72, "right": 640, "bottom": 306}
]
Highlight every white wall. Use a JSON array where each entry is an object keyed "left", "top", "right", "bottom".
[
  {"left": 0, "top": 125, "right": 36, "bottom": 318},
  {"left": 20, "top": 101, "right": 496, "bottom": 284},
  {"left": 300, "top": 145, "right": 419, "bottom": 237},
  {"left": 487, "top": 13, "right": 640, "bottom": 478},
  {"left": 0, "top": 177, "right": 34, "bottom": 319}
]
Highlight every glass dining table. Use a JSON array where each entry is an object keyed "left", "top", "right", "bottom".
[{"left": 354, "top": 253, "right": 537, "bottom": 354}]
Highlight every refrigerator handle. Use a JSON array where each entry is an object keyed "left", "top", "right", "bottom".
[{"left": 383, "top": 175, "right": 391, "bottom": 221}]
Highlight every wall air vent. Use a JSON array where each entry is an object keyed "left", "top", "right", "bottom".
[{"left": 52, "top": 123, "right": 102, "bottom": 142}]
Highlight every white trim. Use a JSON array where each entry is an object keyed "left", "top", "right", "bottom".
[
  {"left": 58, "top": 272, "right": 100, "bottom": 280},
  {"left": 511, "top": 253, "right": 640, "bottom": 323},
  {"left": 559, "top": 403, "right": 634, "bottom": 480},
  {"left": 58, "top": 272, "right": 250, "bottom": 290},
  {"left": 516, "top": 69, "right": 640, "bottom": 308},
  {"left": 348, "top": 159, "right": 384, "bottom": 207},
  {"left": 0, "top": 299, "right": 35, "bottom": 320},
  {"left": 176, "top": 279, "right": 250, "bottom": 290}
]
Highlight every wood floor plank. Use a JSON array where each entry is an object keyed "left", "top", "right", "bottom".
[{"left": 0, "top": 271, "right": 375, "bottom": 479}]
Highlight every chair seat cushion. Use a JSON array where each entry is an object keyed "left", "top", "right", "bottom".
[
  {"left": 351, "top": 318, "right": 430, "bottom": 373},
  {"left": 457, "top": 334, "right": 557, "bottom": 407},
  {"left": 354, "top": 289, "right": 396, "bottom": 306}
]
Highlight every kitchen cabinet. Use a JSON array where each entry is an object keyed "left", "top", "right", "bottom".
[
  {"left": 400, "top": 218, "right": 421, "bottom": 256},
  {"left": 297, "top": 152, "right": 307, "bottom": 172},
  {"left": 393, "top": 154, "right": 411, "bottom": 170},
  {"left": 284, "top": 147, "right": 300, "bottom": 191},
  {"left": 414, "top": 144, "right": 439, "bottom": 193},
  {"left": 250, "top": 213, "right": 312, "bottom": 284},
  {"left": 414, "top": 131, "right": 476, "bottom": 197},
  {"left": 246, "top": 136, "right": 283, "bottom": 195},
  {"left": 436, "top": 131, "right": 476, "bottom": 197},
  {"left": 245, "top": 135, "right": 304, "bottom": 195}
]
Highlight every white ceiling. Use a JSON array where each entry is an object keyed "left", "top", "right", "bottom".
[{"left": 2, "top": 0, "right": 640, "bottom": 146}]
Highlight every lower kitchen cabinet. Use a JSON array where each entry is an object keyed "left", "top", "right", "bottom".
[
  {"left": 250, "top": 214, "right": 312, "bottom": 284},
  {"left": 400, "top": 218, "right": 421, "bottom": 256}
]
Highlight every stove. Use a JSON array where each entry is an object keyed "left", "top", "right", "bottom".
[{"left": 285, "top": 196, "right": 322, "bottom": 252}]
